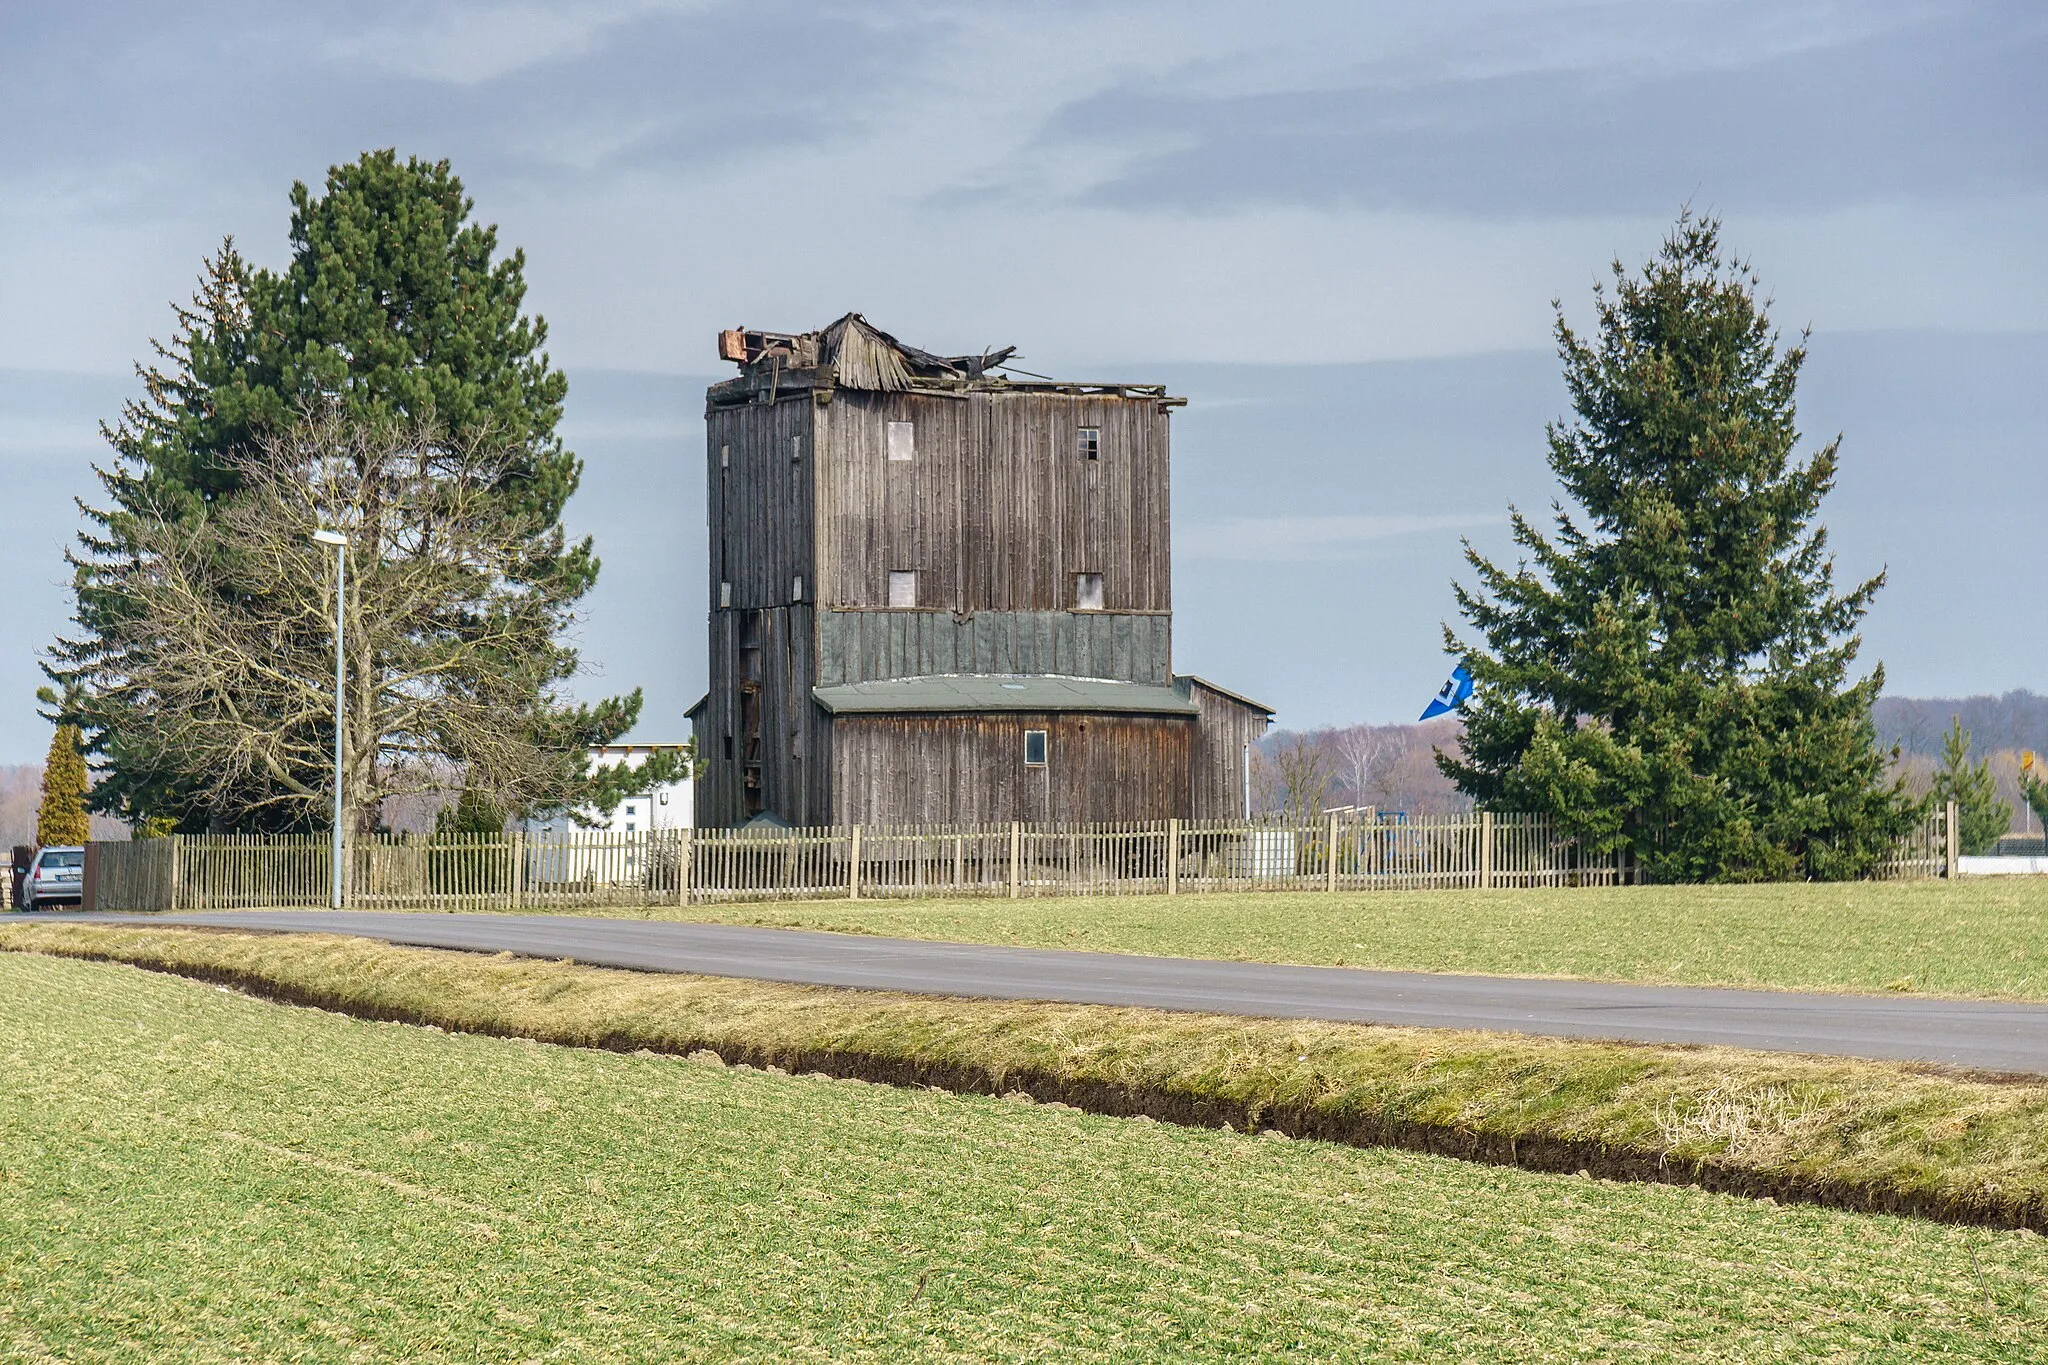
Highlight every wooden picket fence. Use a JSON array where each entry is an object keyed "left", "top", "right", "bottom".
[{"left": 80, "top": 805, "right": 1954, "bottom": 912}]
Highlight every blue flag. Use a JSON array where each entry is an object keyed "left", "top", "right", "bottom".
[{"left": 1419, "top": 663, "right": 1474, "bottom": 720}]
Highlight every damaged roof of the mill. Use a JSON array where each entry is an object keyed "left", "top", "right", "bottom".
[{"left": 708, "top": 313, "right": 1183, "bottom": 406}]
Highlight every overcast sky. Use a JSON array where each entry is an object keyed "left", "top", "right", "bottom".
[{"left": 3, "top": 1, "right": 2043, "bottom": 760}]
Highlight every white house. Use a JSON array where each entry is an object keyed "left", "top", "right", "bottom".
[{"left": 524, "top": 743, "right": 694, "bottom": 838}]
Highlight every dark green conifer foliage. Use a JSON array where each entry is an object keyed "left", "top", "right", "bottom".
[
  {"left": 51, "top": 150, "right": 664, "bottom": 830},
  {"left": 2022, "top": 770, "right": 2048, "bottom": 842},
  {"left": 1441, "top": 214, "right": 1915, "bottom": 881},
  {"left": 436, "top": 788, "right": 507, "bottom": 837},
  {"left": 1928, "top": 719, "right": 2010, "bottom": 856}
]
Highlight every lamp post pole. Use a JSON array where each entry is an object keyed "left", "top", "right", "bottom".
[{"left": 312, "top": 529, "right": 349, "bottom": 909}]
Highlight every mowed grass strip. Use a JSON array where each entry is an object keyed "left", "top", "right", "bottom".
[
  {"left": 520, "top": 878, "right": 2048, "bottom": 1000},
  {"left": 7, "top": 922, "right": 2048, "bottom": 1232},
  {"left": 4, "top": 953, "right": 2046, "bottom": 1362}
]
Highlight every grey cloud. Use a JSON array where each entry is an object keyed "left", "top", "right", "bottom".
[
  {"left": 1004, "top": 4, "right": 2045, "bottom": 217},
  {"left": 2, "top": 1, "right": 939, "bottom": 216}
]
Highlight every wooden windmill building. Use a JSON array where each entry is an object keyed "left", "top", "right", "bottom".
[{"left": 688, "top": 314, "right": 1271, "bottom": 829}]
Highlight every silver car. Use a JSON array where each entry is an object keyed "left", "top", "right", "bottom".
[{"left": 21, "top": 846, "right": 84, "bottom": 909}]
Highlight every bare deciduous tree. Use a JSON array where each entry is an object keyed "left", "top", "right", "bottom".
[
  {"left": 65, "top": 408, "right": 598, "bottom": 832},
  {"left": 1330, "top": 726, "right": 1391, "bottom": 810},
  {"left": 1253, "top": 732, "right": 1334, "bottom": 825}
]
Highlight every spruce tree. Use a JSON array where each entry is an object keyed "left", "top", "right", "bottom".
[
  {"left": 1442, "top": 213, "right": 1915, "bottom": 881},
  {"left": 36, "top": 724, "right": 91, "bottom": 847},
  {"left": 1928, "top": 719, "right": 2010, "bottom": 855},
  {"left": 52, "top": 150, "right": 661, "bottom": 831},
  {"left": 2019, "top": 768, "right": 2047, "bottom": 846}
]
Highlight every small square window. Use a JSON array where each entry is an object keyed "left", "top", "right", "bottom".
[
  {"left": 1073, "top": 573, "right": 1104, "bottom": 611},
  {"left": 626, "top": 822, "right": 635, "bottom": 833},
  {"left": 719, "top": 581, "right": 732, "bottom": 608},
  {"left": 723, "top": 735, "right": 734, "bottom": 760},
  {"left": 1077, "top": 427, "right": 1100, "bottom": 460},
  {"left": 793, "top": 575, "right": 804, "bottom": 601},
  {"left": 625, "top": 805, "right": 636, "bottom": 816},
  {"left": 1024, "top": 729, "right": 1048, "bottom": 767},
  {"left": 659, "top": 791, "right": 670, "bottom": 805},
  {"left": 886, "top": 421, "right": 915, "bottom": 462},
  {"left": 791, "top": 435, "right": 803, "bottom": 463},
  {"left": 720, "top": 444, "right": 730, "bottom": 468},
  {"left": 888, "top": 570, "right": 918, "bottom": 607}
]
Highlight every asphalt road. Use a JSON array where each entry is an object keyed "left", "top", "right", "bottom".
[{"left": 50, "top": 909, "right": 2048, "bottom": 1074}]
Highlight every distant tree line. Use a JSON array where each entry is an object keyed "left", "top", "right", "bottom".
[{"left": 1872, "top": 691, "right": 2048, "bottom": 760}]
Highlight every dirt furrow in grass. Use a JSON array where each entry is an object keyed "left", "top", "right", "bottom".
[{"left": 7, "top": 920, "right": 2048, "bottom": 1236}]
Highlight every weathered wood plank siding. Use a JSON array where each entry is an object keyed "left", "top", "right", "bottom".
[
  {"left": 700, "top": 396, "right": 826, "bottom": 827},
  {"left": 831, "top": 714, "right": 1193, "bottom": 826},
  {"left": 814, "top": 389, "right": 1171, "bottom": 628},
  {"left": 706, "top": 397, "right": 815, "bottom": 613},
  {"left": 1178, "top": 678, "right": 1272, "bottom": 820}
]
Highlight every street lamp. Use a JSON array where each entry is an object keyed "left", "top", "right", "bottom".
[{"left": 311, "top": 528, "right": 349, "bottom": 909}]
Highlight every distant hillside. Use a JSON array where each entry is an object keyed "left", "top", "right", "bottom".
[
  {"left": 1262, "top": 690, "right": 2047, "bottom": 829},
  {"left": 1872, "top": 690, "right": 2048, "bottom": 758}
]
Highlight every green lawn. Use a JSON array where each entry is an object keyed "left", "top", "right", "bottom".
[
  {"left": 619, "top": 879, "right": 2048, "bottom": 1000},
  {"left": 3, "top": 952, "right": 2044, "bottom": 1361}
]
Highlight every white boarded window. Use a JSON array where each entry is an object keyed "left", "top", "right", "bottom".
[
  {"left": 1077, "top": 427, "right": 1100, "bottom": 460},
  {"left": 1024, "top": 729, "right": 1048, "bottom": 767},
  {"left": 886, "top": 421, "right": 915, "bottom": 462},
  {"left": 888, "top": 570, "right": 918, "bottom": 608},
  {"left": 1073, "top": 572, "right": 1104, "bottom": 611}
]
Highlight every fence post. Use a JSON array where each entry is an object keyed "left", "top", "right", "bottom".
[
  {"left": 1167, "top": 818, "right": 1180, "bottom": 896},
  {"left": 169, "top": 836, "right": 183, "bottom": 913},
  {"left": 1009, "top": 821, "right": 1022, "bottom": 900},
  {"left": 679, "top": 827, "right": 694, "bottom": 906},
  {"left": 1480, "top": 810, "right": 1495, "bottom": 890},
  {"left": 509, "top": 831, "right": 525, "bottom": 910},
  {"left": 1945, "top": 799, "right": 1960, "bottom": 880},
  {"left": 849, "top": 825, "right": 863, "bottom": 900},
  {"left": 1325, "top": 810, "right": 1339, "bottom": 892}
]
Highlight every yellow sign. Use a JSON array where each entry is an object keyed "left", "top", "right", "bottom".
[{"left": 2025, "top": 750, "right": 2037, "bottom": 772}]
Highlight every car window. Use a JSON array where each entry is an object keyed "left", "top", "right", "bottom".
[{"left": 43, "top": 851, "right": 83, "bottom": 869}]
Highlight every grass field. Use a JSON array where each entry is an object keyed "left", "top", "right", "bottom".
[
  {"left": 8, "top": 921, "right": 2048, "bottom": 1232},
  {"left": 578, "top": 878, "right": 2048, "bottom": 1000},
  {"left": 2, "top": 951, "right": 2045, "bottom": 1361}
]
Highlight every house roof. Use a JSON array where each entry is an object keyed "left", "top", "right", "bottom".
[{"left": 812, "top": 675, "right": 1199, "bottom": 717}]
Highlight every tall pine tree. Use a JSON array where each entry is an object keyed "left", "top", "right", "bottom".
[
  {"left": 1442, "top": 214, "right": 1915, "bottom": 881},
  {"left": 51, "top": 150, "right": 655, "bottom": 831}
]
